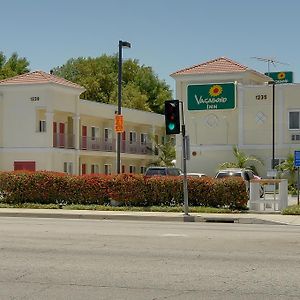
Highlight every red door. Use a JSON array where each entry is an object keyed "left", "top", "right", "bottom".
[
  {"left": 81, "top": 163, "right": 86, "bottom": 175},
  {"left": 82, "top": 125, "right": 87, "bottom": 149},
  {"left": 121, "top": 131, "right": 126, "bottom": 152},
  {"left": 53, "top": 122, "right": 57, "bottom": 147},
  {"left": 59, "top": 123, "right": 65, "bottom": 147},
  {"left": 14, "top": 161, "right": 36, "bottom": 171}
]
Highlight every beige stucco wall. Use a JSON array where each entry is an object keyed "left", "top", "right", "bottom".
[
  {"left": 0, "top": 85, "right": 79, "bottom": 148},
  {"left": 173, "top": 72, "right": 300, "bottom": 177},
  {"left": 0, "top": 92, "right": 3, "bottom": 148},
  {"left": 1, "top": 149, "right": 53, "bottom": 171},
  {"left": 242, "top": 85, "right": 273, "bottom": 145},
  {"left": 0, "top": 82, "right": 165, "bottom": 174}
]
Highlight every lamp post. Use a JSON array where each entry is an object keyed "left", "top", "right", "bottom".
[
  {"left": 268, "top": 80, "right": 276, "bottom": 169},
  {"left": 116, "top": 40, "right": 131, "bottom": 174}
]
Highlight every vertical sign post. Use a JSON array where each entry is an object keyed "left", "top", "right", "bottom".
[
  {"left": 164, "top": 100, "right": 189, "bottom": 215},
  {"left": 294, "top": 150, "right": 300, "bottom": 205},
  {"left": 180, "top": 101, "right": 189, "bottom": 216}
]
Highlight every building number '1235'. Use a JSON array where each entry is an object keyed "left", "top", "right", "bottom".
[{"left": 256, "top": 94, "right": 267, "bottom": 100}]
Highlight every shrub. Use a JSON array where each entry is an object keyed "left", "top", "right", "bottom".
[
  {"left": 107, "top": 173, "right": 148, "bottom": 205},
  {"left": 0, "top": 171, "right": 110, "bottom": 205},
  {"left": 0, "top": 171, "right": 248, "bottom": 209},
  {"left": 144, "top": 176, "right": 183, "bottom": 206}
]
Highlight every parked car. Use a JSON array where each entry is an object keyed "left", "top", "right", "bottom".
[
  {"left": 215, "top": 168, "right": 264, "bottom": 197},
  {"left": 144, "top": 166, "right": 183, "bottom": 176},
  {"left": 182, "top": 173, "right": 207, "bottom": 178}
]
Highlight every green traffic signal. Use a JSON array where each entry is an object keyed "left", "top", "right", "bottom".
[
  {"left": 168, "top": 123, "right": 175, "bottom": 131},
  {"left": 164, "top": 100, "right": 180, "bottom": 135}
]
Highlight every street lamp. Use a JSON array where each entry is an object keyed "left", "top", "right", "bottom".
[
  {"left": 268, "top": 80, "right": 276, "bottom": 169},
  {"left": 117, "top": 40, "right": 131, "bottom": 174}
]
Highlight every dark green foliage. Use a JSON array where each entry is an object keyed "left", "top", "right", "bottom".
[
  {"left": 52, "top": 55, "right": 172, "bottom": 114},
  {"left": 0, "top": 52, "right": 30, "bottom": 79}
]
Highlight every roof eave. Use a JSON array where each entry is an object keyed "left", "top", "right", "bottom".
[{"left": 0, "top": 81, "right": 86, "bottom": 93}]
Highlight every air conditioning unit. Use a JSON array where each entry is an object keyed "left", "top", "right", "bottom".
[{"left": 291, "top": 134, "right": 300, "bottom": 141}]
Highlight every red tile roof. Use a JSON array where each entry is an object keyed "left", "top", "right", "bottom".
[
  {"left": 171, "top": 57, "right": 250, "bottom": 76},
  {"left": 0, "top": 70, "right": 84, "bottom": 90}
]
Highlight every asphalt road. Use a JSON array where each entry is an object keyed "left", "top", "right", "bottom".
[{"left": 0, "top": 217, "right": 300, "bottom": 300}]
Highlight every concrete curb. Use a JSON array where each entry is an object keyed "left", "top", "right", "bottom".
[
  {"left": 0, "top": 210, "right": 289, "bottom": 225},
  {"left": 0, "top": 211, "right": 185, "bottom": 222}
]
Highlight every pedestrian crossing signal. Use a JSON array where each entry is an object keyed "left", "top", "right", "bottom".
[{"left": 114, "top": 114, "right": 124, "bottom": 133}]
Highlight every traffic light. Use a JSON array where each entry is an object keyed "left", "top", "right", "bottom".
[{"left": 164, "top": 100, "right": 180, "bottom": 135}]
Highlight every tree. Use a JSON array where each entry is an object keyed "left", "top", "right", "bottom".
[
  {"left": 147, "top": 136, "right": 176, "bottom": 167},
  {"left": 52, "top": 55, "right": 172, "bottom": 113},
  {"left": 0, "top": 52, "right": 30, "bottom": 80},
  {"left": 275, "top": 153, "right": 296, "bottom": 186},
  {"left": 219, "top": 145, "right": 263, "bottom": 174}
]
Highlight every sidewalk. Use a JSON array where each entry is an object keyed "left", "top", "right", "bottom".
[{"left": 1, "top": 208, "right": 300, "bottom": 226}]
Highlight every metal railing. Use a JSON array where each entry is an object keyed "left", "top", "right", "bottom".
[
  {"left": 52, "top": 134, "right": 154, "bottom": 155},
  {"left": 80, "top": 137, "right": 153, "bottom": 155},
  {"left": 53, "top": 134, "right": 75, "bottom": 149}
]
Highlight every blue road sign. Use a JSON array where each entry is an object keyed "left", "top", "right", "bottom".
[{"left": 294, "top": 150, "right": 300, "bottom": 167}]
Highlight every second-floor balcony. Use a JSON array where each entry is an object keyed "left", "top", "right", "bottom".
[
  {"left": 53, "top": 133, "right": 75, "bottom": 149},
  {"left": 53, "top": 134, "right": 154, "bottom": 155},
  {"left": 80, "top": 137, "right": 153, "bottom": 155}
]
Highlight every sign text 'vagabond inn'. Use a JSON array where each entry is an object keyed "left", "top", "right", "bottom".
[{"left": 187, "top": 83, "right": 236, "bottom": 111}]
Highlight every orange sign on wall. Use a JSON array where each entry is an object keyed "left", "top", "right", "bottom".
[{"left": 114, "top": 114, "right": 124, "bottom": 133}]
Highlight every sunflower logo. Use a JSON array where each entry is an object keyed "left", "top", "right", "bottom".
[
  {"left": 209, "top": 85, "right": 223, "bottom": 97},
  {"left": 278, "top": 72, "right": 286, "bottom": 80}
]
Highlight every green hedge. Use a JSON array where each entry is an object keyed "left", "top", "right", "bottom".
[{"left": 0, "top": 171, "right": 248, "bottom": 209}]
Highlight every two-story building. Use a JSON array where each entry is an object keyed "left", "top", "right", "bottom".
[
  {"left": 0, "top": 71, "right": 165, "bottom": 175},
  {"left": 171, "top": 57, "right": 300, "bottom": 177}
]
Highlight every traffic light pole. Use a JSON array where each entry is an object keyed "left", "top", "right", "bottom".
[{"left": 180, "top": 101, "right": 189, "bottom": 216}]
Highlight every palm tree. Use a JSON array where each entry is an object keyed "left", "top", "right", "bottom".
[
  {"left": 219, "top": 145, "right": 263, "bottom": 174},
  {"left": 147, "top": 136, "right": 175, "bottom": 167},
  {"left": 275, "top": 153, "right": 296, "bottom": 186}
]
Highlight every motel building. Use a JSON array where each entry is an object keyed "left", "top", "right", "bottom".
[
  {"left": 171, "top": 57, "right": 300, "bottom": 177},
  {"left": 0, "top": 71, "right": 165, "bottom": 175}
]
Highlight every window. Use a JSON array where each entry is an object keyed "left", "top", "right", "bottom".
[
  {"left": 140, "top": 133, "right": 148, "bottom": 145},
  {"left": 104, "top": 128, "right": 113, "bottom": 141},
  {"left": 64, "top": 162, "right": 73, "bottom": 174},
  {"left": 140, "top": 166, "right": 147, "bottom": 174},
  {"left": 91, "top": 164, "right": 99, "bottom": 174},
  {"left": 129, "top": 165, "right": 136, "bottom": 174},
  {"left": 289, "top": 111, "right": 300, "bottom": 129},
  {"left": 39, "top": 120, "right": 46, "bottom": 132},
  {"left": 122, "top": 165, "right": 126, "bottom": 173},
  {"left": 291, "top": 134, "right": 300, "bottom": 141},
  {"left": 104, "top": 164, "right": 112, "bottom": 175},
  {"left": 129, "top": 131, "right": 136, "bottom": 144},
  {"left": 91, "top": 127, "right": 99, "bottom": 141}
]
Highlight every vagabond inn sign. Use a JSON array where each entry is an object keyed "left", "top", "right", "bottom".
[{"left": 187, "top": 83, "right": 236, "bottom": 111}]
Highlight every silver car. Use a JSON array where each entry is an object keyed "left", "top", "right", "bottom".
[
  {"left": 215, "top": 168, "right": 264, "bottom": 197},
  {"left": 144, "top": 167, "right": 183, "bottom": 176}
]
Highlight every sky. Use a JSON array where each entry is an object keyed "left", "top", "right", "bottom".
[{"left": 1, "top": 0, "right": 300, "bottom": 94}]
